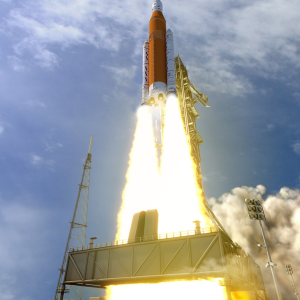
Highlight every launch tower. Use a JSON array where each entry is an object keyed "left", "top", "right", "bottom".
[{"left": 54, "top": 137, "right": 93, "bottom": 300}]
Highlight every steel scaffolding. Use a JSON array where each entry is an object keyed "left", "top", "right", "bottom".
[
  {"left": 54, "top": 136, "right": 93, "bottom": 300},
  {"left": 174, "top": 56, "right": 230, "bottom": 240}
]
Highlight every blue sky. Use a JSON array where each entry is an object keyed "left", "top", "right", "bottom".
[{"left": 0, "top": 0, "right": 300, "bottom": 299}]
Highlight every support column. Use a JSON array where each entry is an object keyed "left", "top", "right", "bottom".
[
  {"left": 225, "top": 286, "right": 232, "bottom": 300},
  {"left": 60, "top": 285, "right": 65, "bottom": 300},
  {"left": 254, "top": 290, "right": 259, "bottom": 300},
  {"left": 223, "top": 274, "right": 232, "bottom": 300},
  {"left": 264, "top": 290, "right": 270, "bottom": 300}
]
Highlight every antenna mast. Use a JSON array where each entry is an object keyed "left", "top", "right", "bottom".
[{"left": 54, "top": 136, "right": 93, "bottom": 300}]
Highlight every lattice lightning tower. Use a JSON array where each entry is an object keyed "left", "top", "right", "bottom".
[{"left": 54, "top": 136, "right": 93, "bottom": 300}]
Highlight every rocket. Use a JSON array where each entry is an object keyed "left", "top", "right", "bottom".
[
  {"left": 142, "top": 0, "right": 177, "bottom": 106},
  {"left": 142, "top": 0, "right": 177, "bottom": 150}
]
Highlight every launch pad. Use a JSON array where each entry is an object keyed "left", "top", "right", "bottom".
[
  {"left": 57, "top": 54, "right": 269, "bottom": 299},
  {"left": 59, "top": 54, "right": 268, "bottom": 300},
  {"left": 63, "top": 229, "right": 266, "bottom": 296},
  {"left": 56, "top": 1, "right": 269, "bottom": 299}
]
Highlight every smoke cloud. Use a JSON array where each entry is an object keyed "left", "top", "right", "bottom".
[{"left": 208, "top": 185, "right": 300, "bottom": 300}]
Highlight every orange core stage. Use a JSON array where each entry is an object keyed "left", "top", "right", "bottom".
[{"left": 149, "top": 11, "right": 167, "bottom": 88}]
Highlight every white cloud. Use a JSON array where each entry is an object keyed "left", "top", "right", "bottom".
[
  {"left": 0, "top": 117, "right": 6, "bottom": 135},
  {"left": 12, "top": 37, "right": 59, "bottom": 69},
  {"left": 30, "top": 153, "right": 54, "bottom": 168},
  {"left": 4, "top": 0, "right": 146, "bottom": 68},
  {"left": 24, "top": 99, "right": 46, "bottom": 107},
  {"left": 265, "top": 124, "right": 275, "bottom": 131},
  {"left": 170, "top": 0, "right": 300, "bottom": 94},
  {"left": 173, "top": 0, "right": 300, "bottom": 66},
  {"left": 33, "top": 45, "right": 59, "bottom": 69},
  {"left": 2, "top": 0, "right": 300, "bottom": 90},
  {"left": 292, "top": 142, "right": 300, "bottom": 155},
  {"left": 7, "top": 55, "right": 25, "bottom": 72},
  {"left": 187, "top": 63, "right": 253, "bottom": 96},
  {"left": 262, "top": 123, "right": 275, "bottom": 132},
  {"left": 208, "top": 185, "right": 300, "bottom": 299},
  {"left": 203, "top": 171, "right": 228, "bottom": 182},
  {"left": 294, "top": 92, "right": 300, "bottom": 106},
  {"left": 31, "top": 153, "right": 43, "bottom": 165},
  {"left": 45, "top": 141, "right": 63, "bottom": 152},
  {"left": 101, "top": 65, "right": 137, "bottom": 87}
]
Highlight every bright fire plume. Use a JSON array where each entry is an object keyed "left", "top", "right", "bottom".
[
  {"left": 116, "top": 106, "right": 160, "bottom": 241},
  {"left": 158, "top": 95, "right": 211, "bottom": 233},
  {"left": 109, "top": 97, "right": 224, "bottom": 300},
  {"left": 107, "top": 279, "right": 226, "bottom": 300}
]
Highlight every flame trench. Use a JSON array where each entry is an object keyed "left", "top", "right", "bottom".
[{"left": 109, "top": 97, "right": 226, "bottom": 300}]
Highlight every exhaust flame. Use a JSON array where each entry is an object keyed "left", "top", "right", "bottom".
[
  {"left": 109, "top": 97, "right": 224, "bottom": 300},
  {"left": 116, "top": 97, "right": 211, "bottom": 239},
  {"left": 158, "top": 95, "right": 211, "bottom": 233},
  {"left": 116, "top": 106, "right": 160, "bottom": 240},
  {"left": 107, "top": 279, "right": 227, "bottom": 300}
]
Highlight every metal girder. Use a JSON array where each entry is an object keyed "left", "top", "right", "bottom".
[
  {"left": 189, "top": 82, "right": 210, "bottom": 107},
  {"left": 64, "top": 232, "right": 223, "bottom": 286},
  {"left": 174, "top": 56, "right": 233, "bottom": 241},
  {"left": 63, "top": 231, "right": 266, "bottom": 296}
]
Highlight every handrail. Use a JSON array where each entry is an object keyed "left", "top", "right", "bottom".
[{"left": 69, "top": 226, "right": 217, "bottom": 252}]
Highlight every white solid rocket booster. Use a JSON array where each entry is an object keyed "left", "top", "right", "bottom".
[
  {"left": 142, "top": 41, "right": 149, "bottom": 104},
  {"left": 166, "top": 29, "right": 177, "bottom": 98}
]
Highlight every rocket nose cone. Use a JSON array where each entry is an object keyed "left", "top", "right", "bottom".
[{"left": 152, "top": 0, "right": 163, "bottom": 13}]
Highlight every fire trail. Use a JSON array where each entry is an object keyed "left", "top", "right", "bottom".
[{"left": 109, "top": 93, "right": 225, "bottom": 300}]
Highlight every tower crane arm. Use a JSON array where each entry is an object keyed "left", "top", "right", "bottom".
[{"left": 188, "top": 81, "right": 210, "bottom": 108}]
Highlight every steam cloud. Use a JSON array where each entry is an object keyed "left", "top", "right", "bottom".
[{"left": 208, "top": 185, "right": 300, "bottom": 299}]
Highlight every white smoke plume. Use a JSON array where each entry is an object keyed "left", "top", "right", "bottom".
[{"left": 208, "top": 185, "right": 300, "bottom": 300}]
